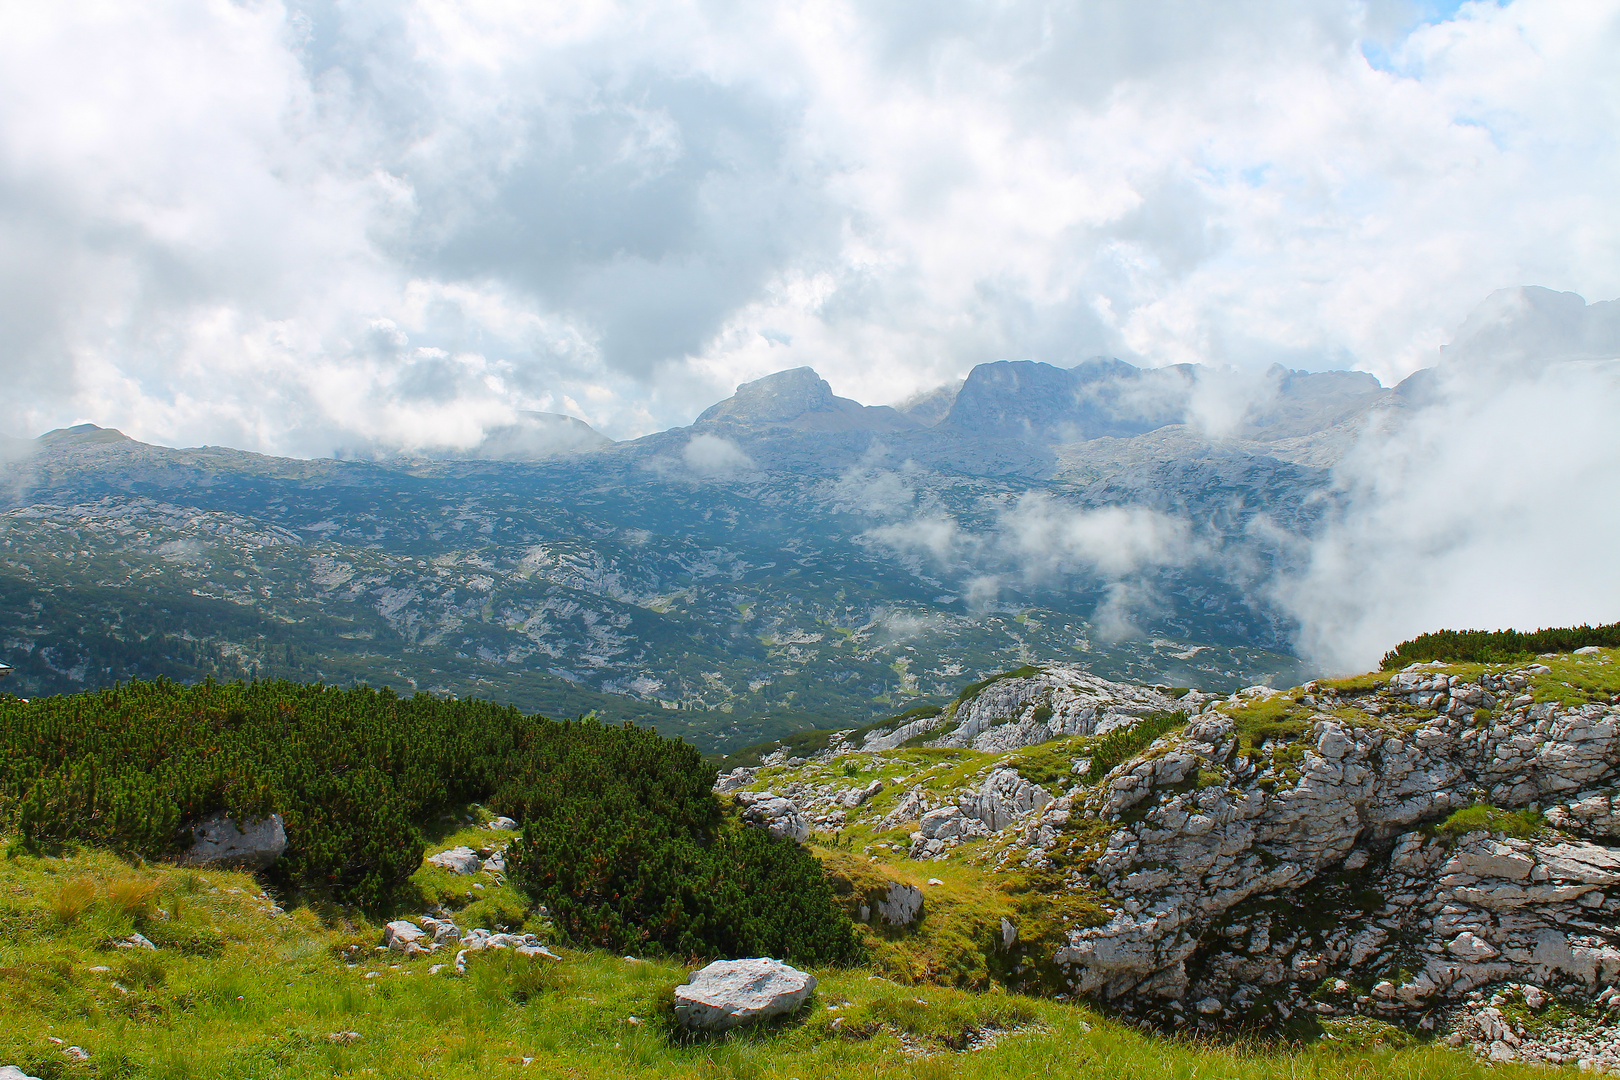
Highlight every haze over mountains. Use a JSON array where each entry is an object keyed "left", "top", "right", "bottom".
[{"left": 2, "top": 285, "right": 1618, "bottom": 751}]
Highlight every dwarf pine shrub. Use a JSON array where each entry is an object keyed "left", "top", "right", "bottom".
[{"left": 0, "top": 678, "right": 861, "bottom": 963}]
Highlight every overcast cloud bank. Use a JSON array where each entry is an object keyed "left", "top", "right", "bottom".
[
  {"left": 1275, "top": 289, "right": 1620, "bottom": 672},
  {"left": 2, "top": 0, "right": 1618, "bottom": 455}
]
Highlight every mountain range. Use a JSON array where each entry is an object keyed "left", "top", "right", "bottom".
[{"left": 2, "top": 285, "right": 1612, "bottom": 752}]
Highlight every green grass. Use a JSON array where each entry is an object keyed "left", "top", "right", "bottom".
[
  {"left": 0, "top": 842, "right": 1543, "bottom": 1080},
  {"left": 1436, "top": 804, "right": 1545, "bottom": 841},
  {"left": 1082, "top": 712, "right": 1187, "bottom": 782}
]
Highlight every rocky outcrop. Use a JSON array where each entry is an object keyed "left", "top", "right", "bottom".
[
  {"left": 177, "top": 812, "right": 287, "bottom": 870},
  {"left": 962, "top": 767, "right": 1054, "bottom": 831},
  {"left": 850, "top": 667, "right": 1206, "bottom": 757},
  {"left": 735, "top": 792, "right": 810, "bottom": 843},
  {"left": 1019, "top": 663, "right": 1620, "bottom": 1027},
  {"left": 385, "top": 921, "right": 428, "bottom": 953},
  {"left": 940, "top": 669, "right": 1197, "bottom": 754},
  {"left": 1451, "top": 985, "right": 1620, "bottom": 1070},
  {"left": 454, "top": 930, "right": 560, "bottom": 973},
  {"left": 673, "top": 958, "right": 817, "bottom": 1031}
]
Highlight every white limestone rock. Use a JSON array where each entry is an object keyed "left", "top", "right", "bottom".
[
  {"left": 427, "top": 847, "right": 482, "bottom": 875},
  {"left": 877, "top": 884, "right": 924, "bottom": 926},
  {"left": 735, "top": 792, "right": 810, "bottom": 843},
  {"left": 177, "top": 812, "right": 287, "bottom": 870},
  {"left": 673, "top": 958, "right": 817, "bottom": 1031},
  {"left": 384, "top": 921, "right": 427, "bottom": 953},
  {"left": 960, "top": 768, "right": 1054, "bottom": 832}
]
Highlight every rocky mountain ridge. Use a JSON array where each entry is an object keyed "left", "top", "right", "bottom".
[{"left": 718, "top": 645, "right": 1620, "bottom": 1064}]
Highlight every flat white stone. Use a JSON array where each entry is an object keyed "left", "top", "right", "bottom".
[{"left": 673, "top": 958, "right": 816, "bottom": 1031}]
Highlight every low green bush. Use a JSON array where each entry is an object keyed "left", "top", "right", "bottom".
[
  {"left": 0, "top": 679, "right": 863, "bottom": 964},
  {"left": 1084, "top": 712, "right": 1187, "bottom": 782},
  {"left": 1381, "top": 622, "right": 1620, "bottom": 669}
]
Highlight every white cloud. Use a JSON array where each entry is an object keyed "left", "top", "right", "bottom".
[
  {"left": 0, "top": 0, "right": 1617, "bottom": 453},
  {"left": 680, "top": 433, "right": 755, "bottom": 478},
  {"left": 1274, "top": 291, "right": 1620, "bottom": 673},
  {"left": 996, "top": 494, "right": 1196, "bottom": 581}
]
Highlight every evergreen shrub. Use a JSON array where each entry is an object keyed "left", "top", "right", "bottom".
[
  {"left": 1381, "top": 621, "right": 1620, "bottom": 669},
  {"left": 0, "top": 679, "right": 862, "bottom": 964}
]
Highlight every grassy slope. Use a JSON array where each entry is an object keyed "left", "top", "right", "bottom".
[
  {"left": 0, "top": 841, "right": 1542, "bottom": 1080},
  {"left": 7, "top": 652, "right": 1618, "bottom": 1077}
]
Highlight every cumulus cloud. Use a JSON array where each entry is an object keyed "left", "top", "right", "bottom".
[
  {"left": 680, "top": 433, "right": 755, "bottom": 479},
  {"left": 0, "top": 1, "right": 1616, "bottom": 453},
  {"left": 865, "top": 515, "right": 965, "bottom": 563},
  {"left": 1274, "top": 290, "right": 1620, "bottom": 673},
  {"left": 863, "top": 491, "right": 1199, "bottom": 629},
  {"left": 997, "top": 494, "right": 1197, "bottom": 580}
]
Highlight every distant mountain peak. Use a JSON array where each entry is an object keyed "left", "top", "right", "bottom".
[
  {"left": 1442, "top": 285, "right": 1620, "bottom": 373},
  {"left": 697, "top": 367, "right": 839, "bottom": 424},
  {"left": 695, "top": 367, "right": 917, "bottom": 433},
  {"left": 38, "top": 423, "right": 132, "bottom": 446}
]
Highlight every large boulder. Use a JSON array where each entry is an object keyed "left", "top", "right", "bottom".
[
  {"left": 1, "top": 1067, "right": 43, "bottom": 1080},
  {"left": 960, "top": 768, "right": 1054, "bottom": 831},
  {"left": 877, "top": 883, "right": 924, "bottom": 926},
  {"left": 673, "top": 958, "right": 817, "bottom": 1031},
  {"left": 735, "top": 792, "right": 810, "bottom": 843},
  {"left": 426, "top": 847, "right": 482, "bottom": 874},
  {"left": 177, "top": 812, "right": 286, "bottom": 870}
]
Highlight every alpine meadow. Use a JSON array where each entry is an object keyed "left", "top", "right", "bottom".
[{"left": 3, "top": 2, "right": 1620, "bottom": 1078}]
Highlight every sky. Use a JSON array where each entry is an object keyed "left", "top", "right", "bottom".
[{"left": 1, "top": 0, "right": 1618, "bottom": 455}]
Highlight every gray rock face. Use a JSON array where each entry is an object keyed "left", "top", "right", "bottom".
[
  {"left": 673, "top": 958, "right": 817, "bottom": 1031},
  {"left": 177, "top": 812, "right": 286, "bottom": 870},
  {"left": 385, "top": 921, "right": 427, "bottom": 953},
  {"left": 735, "top": 792, "right": 810, "bottom": 843},
  {"left": 1547, "top": 792, "right": 1620, "bottom": 838},
  {"left": 1020, "top": 665, "right": 1620, "bottom": 1023},
  {"left": 877, "top": 883, "right": 924, "bottom": 926},
  {"left": 961, "top": 768, "right": 1054, "bottom": 831},
  {"left": 695, "top": 368, "right": 916, "bottom": 434},
  {"left": 860, "top": 666, "right": 1200, "bottom": 755},
  {"left": 1, "top": 1066, "right": 43, "bottom": 1080},
  {"left": 426, "top": 847, "right": 482, "bottom": 875}
]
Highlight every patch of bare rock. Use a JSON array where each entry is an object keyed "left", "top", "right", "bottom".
[{"left": 718, "top": 657, "right": 1620, "bottom": 1054}]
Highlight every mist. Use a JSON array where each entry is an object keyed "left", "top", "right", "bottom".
[{"left": 1276, "top": 288, "right": 1620, "bottom": 673}]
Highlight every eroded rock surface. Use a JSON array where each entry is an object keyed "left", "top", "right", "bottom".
[
  {"left": 1025, "top": 665, "right": 1620, "bottom": 1029},
  {"left": 673, "top": 957, "right": 817, "bottom": 1031},
  {"left": 178, "top": 812, "right": 287, "bottom": 870}
]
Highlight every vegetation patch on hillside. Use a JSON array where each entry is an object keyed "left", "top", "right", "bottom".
[
  {"left": 1382, "top": 621, "right": 1620, "bottom": 669},
  {"left": 0, "top": 678, "right": 860, "bottom": 964},
  {"left": 1435, "top": 804, "right": 1546, "bottom": 842}
]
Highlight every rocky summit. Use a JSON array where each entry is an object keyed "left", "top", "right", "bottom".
[{"left": 717, "top": 646, "right": 1620, "bottom": 1062}]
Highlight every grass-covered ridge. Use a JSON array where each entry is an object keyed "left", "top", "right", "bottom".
[{"left": 1381, "top": 620, "right": 1620, "bottom": 669}]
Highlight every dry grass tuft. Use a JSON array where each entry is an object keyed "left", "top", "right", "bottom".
[
  {"left": 105, "top": 875, "right": 160, "bottom": 918},
  {"left": 49, "top": 878, "right": 98, "bottom": 924}
]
